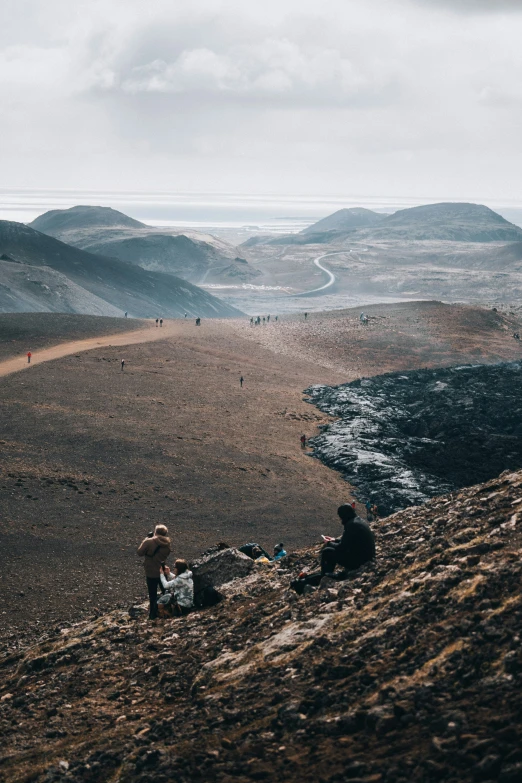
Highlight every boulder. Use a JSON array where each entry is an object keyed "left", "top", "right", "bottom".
[{"left": 191, "top": 548, "right": 255, "bottom": 591}]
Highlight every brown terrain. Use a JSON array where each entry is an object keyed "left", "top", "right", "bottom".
[
  {"left": 0, "top": 469, "right": 521, "bottom": 783},
  {"left": 1, "top": 301, "right": 521, "bottom": 642},
  {"left": 0, "top": 301, "right": 521, "bottom": 782}
]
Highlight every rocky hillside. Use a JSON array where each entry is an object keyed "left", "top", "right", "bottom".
[
  {"left": 306, "top": 361, "right": 522, "bottom": 515},
  {"left": 1, "top": 469, "right": 521, "bottom": 783},
  {"left": 0, "top": 221, "right": 243, "bottom": 318},
  {"left": 30, "top": 206, "right": 259, "bottom": 285}
]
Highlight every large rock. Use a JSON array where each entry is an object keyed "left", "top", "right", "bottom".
[{"left": 191, "top": 548, "right": 255, "bottom": 591}]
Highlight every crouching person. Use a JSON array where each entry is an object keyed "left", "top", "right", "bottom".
[
  {"left": 321, "top": 504, "right": 375, "bottom": 576},
  {"left": 158, "top": 559, "right": 194, "bottom": 617}
]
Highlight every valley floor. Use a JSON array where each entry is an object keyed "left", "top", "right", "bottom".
[{"left": 0, "top": 301, "right": 521, "bottom": 645}]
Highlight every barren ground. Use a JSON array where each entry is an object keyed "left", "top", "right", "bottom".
[{"left": 1, "top": 302, "right": 521, "bottom": 645}]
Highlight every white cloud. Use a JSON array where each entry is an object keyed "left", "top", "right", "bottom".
[{"left": 0, "top": 0, "right": 521, "bottom": 200}]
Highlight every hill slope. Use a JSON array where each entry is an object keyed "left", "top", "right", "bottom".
[
  {"left": 0, "top": 221, "right": 243, "bottom": 317},
  {"left": 365, "top": 202, "right": 522, "bottom": 242},
  {"left": 30, "top": 206, "right": 259, "bottom": 285},
  {"left": 302, "top": 207, "right": 386, "bottom": 234},
  {"left": 30, "top": 205, "right": 146, "bottom": 233},
  {"left": 0, "top": 468, "right": 520, "bottom": 782}
]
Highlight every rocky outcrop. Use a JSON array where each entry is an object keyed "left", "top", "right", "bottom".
[
  {"left": 0, "top": 469, "right": 521, "bottom": 782},
  {"left": 191, "top": 547, "right": 255, "bottom": 591}
]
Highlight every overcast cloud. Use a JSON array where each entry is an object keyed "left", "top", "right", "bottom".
[{"left": 1, "top": 0, "right": 522, "bottom": 202}]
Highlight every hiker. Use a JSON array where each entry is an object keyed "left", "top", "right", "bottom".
[
  {"left": 27, "top": 352, "right": 31, "bottom": 364},
  {"left": 365, "top": 500, "right": 373, "bottom": 520},
  {"left": 304, "top": 312, "right": 308, "bottom": 320},
  {"left": 239, "top": 542, "right": 271, "bottom": 560},
  {"left": 160, "top": 319, "right": 163, "bottom": 327},
  {"left": 320, "top": 504, "right": 375, "bottom": 576},
  {"left": 300, "top": 434, "right": 307, "bottom": 449},
  {"left": 196, "top": 317, "right": 201, "bottom": 326},
  {"left": 137, "top": 525, "right": 171, "bottom": 620},
  {"left": 372, "top": 503, "right": 379, "bottom": 520},
  {"left": 263, "top": 317, "right": 265, "bottom": 324},
  {"left": 351, "top": 501, "right": 356, "bottom": 510},
  {"left": 267, "top": 314, "right": 270, "bottom": 323},
  {"left": 159, "top": 559, "right": 194, "bottom": 616},
  {"left": 275, "top": 316, "right": 278, "bottom": 322},
  {"left": 121, "top": 359, "right": 125, "bottom": 371},
  {"left": 250, "top": 317, "right": 253, "bottom": 326},
  {"left": 124, "top": 312, "right": 128, "bottom": 318},
  {"left": 273, "top": 543, "right": 286, "bottom": 561},
  {"left": 156, "top": 318, "right": 159, "bottom": 327},
  {"left": 240, "top": 375, "right": 244, "bottom": 387},
  {"left": 184, "top": 313, "right": 187, "bottom": 318}
]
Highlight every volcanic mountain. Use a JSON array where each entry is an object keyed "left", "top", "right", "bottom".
[
  {"left": 30, "top": 206, "right": 259, "bottom": 285},
  {"left": 0, "top": 221, "right": 243, "bottom": 317},
  {"left": 365, "top": 202, "right": 522, "bottom": 242},
  {"left": 301, "top": 207, "right": 386, "bottom": 234}
]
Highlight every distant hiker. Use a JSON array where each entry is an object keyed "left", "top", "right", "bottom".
[
  {"left": 365, "top": 500, "right": 373, "bottom": 520},
  {"left": 263, "top": 317, "right": 266, "bottom": 324},
  {"left": 27, "top": 352, "right": 31, "bottom": 364},
  {"left": 360, "top": 312, "right": 368, "bottom": 325},
  {"left": 250, "top": 317, "right": 253, "bottom": 326},
  {"left": 158, "top": 559, "right": 194, "bottom": 617},
  {"left": 267, "top": 314, "right": 270, "bottom": 322},
  {"left": 184, "top": 313, "right": 187, "bottom": 318},
  {"left": 137, "top": 525, "right": 171, "bottom": 620},
  {"left": 124, "top": 312, "right": 128, "bottom": 318},
  {"left": 275, "top": 316, "right": 278, "bottom": 322},
  {"left": 156, "top": 318, "right": 159, "bottom": 327},
  {"left": 240, "top": 375, "right": 244, "bottom": 387},
  {"left": 372, "top": 503, "right": 379, "bottom": 520},
  {"left": 121, "top": 359, "right": 125, "bottom": 371},
  {"left": 300, "top": 434, "right": 307, "bottom": 449},
  {"left": 304, "top": 312, "right": 308, "bottom": 320},
  {"left": 320, "top": 504, "right": 375, "bottom": 576},
  {"left": 273, "top": 543, "right": 286, "bottom": 560},
  {"left": 351, "top": 501, "right": 356, "bottom": 510},
  {"left": 160, "top": 319, "right": 163, "bottom": 327},
  {"left": 196, "top": 317, "right": 201, "bottom": 326}
]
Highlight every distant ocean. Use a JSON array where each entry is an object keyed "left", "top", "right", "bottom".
[{"left": 3, "top": 189, "right": 521, "bottom": 233}]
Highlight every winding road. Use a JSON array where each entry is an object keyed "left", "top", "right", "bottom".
[{"left": 291, "top": 251, "right": 347, "bottom": 297}]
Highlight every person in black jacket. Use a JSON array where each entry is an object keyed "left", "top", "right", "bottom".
[{"left": 320, "top": 504, "right": 375, "bottom": 576}]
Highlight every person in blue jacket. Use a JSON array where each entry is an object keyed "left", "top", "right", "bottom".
[{"left": 273, "top": 543, "right": 287, "bottom": 560}]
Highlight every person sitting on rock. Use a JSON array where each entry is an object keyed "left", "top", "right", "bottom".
[
  {"left": 137, "top": 525, "right": 172, "bottom": 620},
  {"left": 159, "top": 559, "right": 194, "bottom": 616},
  {"left": 273, "top": 543, "right": 287, "bottom": 560},
  {"left": 320, "top": 504, "right": 375, "bottom": 576}
]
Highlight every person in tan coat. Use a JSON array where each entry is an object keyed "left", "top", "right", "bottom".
[{"left": 137, "top": 525, "right": 171, "bottom": 619}]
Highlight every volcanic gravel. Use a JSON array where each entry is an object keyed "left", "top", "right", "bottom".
[
  {"left": 306, "top": 361, "right": 522, "bottom": 515},
  {"left": 0, "top": 468, "right": 521, "bottom": 783},
  {"left": 0, "top": 313, "right": 144, "bottom": 361}
]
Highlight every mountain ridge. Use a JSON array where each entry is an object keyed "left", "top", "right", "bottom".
[
  {"left": 0, "top": 221, "right": 243, "bottom": 317},
  {"left": 30, "top": 206, "right": 259, "bottom": 285}
]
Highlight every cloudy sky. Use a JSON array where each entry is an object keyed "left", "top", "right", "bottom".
[{"left": 2, "top": 0, "right": 522, "bottom": 203}]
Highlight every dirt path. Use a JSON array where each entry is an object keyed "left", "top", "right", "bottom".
[{"left": 0, "top": 320, "right": 182, "bottom": 378}]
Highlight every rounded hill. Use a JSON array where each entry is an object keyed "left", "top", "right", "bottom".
[{"left": 30, "top": 205, "right": 146, "bottom": 234}]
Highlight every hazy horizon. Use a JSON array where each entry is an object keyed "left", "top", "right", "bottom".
[{"left": 3, "top": 188, "right": 522, "bottom": 231}]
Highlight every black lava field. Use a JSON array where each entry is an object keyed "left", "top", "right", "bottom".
[{"left": 306, "top": 361, "right": 522, "bottom": 516}]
